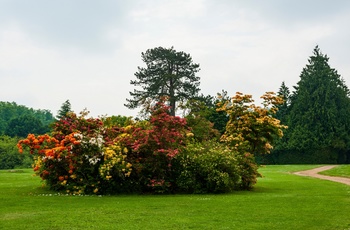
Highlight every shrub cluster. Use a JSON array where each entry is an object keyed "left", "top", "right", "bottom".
[{"left": 17, "top": 103, "right": 261, "bottom": 195}]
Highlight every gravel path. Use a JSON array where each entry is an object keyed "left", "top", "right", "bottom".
[{"left": 293, "top": 165, "right": 350, "bottom": 186}]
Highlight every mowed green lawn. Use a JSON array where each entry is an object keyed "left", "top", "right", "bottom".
[
  {"left": 1, "top": 165, "right": 350, "bottom": 230},
  {"left": 319, "top": 164, "right": 350, "bottom": 178}
]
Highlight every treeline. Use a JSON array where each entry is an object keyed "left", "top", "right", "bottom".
[
  {"left": 0, "top": 102, "right": 56, "bottom": 169},
  {"left": 0, "top": 102, "right": 55, "bottom": 137}
]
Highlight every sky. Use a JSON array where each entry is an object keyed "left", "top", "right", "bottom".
[{"left": 1, "top": 0, "right": 350, "bottom": 118}]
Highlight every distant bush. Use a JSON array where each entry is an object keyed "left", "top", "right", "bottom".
[{"left": 0, "top": 135, "right": 32, "bottom": 169}]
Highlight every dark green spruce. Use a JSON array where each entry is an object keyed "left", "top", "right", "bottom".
[{"left": 271, "top": 46, "right": 350, "bottom": 164}]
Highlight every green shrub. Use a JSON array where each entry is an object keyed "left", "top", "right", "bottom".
[
  {"left": 0, "top": 135, "right": 32, "bottom": 169},
  {"left": 235, "top": 152, "right": 261, "bottom": 190},
  {"left": 174, "top": 141, "right": 259, "bottom": 193}
]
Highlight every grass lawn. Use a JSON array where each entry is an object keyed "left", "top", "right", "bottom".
[
  {"left": 319, "top": 164, "right": 350, "bottom": 178},
  {"left": 1, "top": 165, "right": 350, "bottom": 230}
]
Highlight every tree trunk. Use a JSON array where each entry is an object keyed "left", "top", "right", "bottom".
[{"left": 169, "top": 77, "right": 176, "bottom": 116}]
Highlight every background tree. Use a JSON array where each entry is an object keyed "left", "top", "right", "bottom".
[
  {"left": 182, "top": 91, "right": 229, "bottom": 141},
  {"left": 0, "top": 101, "right": 55, "bottom": 136},
  {"left": 262, "top": 82, "right": 292, "bottom": 164},
  {"left": 56, "top": 99, "right": 72, "bottom": 120},
  {"left": 5, "top": 114, "right": 49, "bottom": 138},
  {"left": 274, "top": 46, "right": 350, "bottom": 163},
  {"left": 183, "top": 98, "right": 220, "bottom": 142},
  {"left": 0, "top": 135, "right": 32, "bottom": 169},
  {"left": 125, "top": 46, "right": 201, "bottom": 116},
  {"left": 275, "top": 81, "right": 290, "bottom": 123},
  {"left": 206, "top": 90, "right": 230, "bottom": 135},
  {"left": 101, "top": 115, "right": 133, "bottom": 128}
]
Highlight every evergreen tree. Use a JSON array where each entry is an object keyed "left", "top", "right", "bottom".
[
  {"left": 57, "top": 100, "right": 72, "bottom": 120},
  {"left": 125, "top": 47, "right": 201, "bottom": 116},
  {"left": 275, "top": 81, "right": 290, "bottom": 123},
  {"left": 284, "top": 46, "right": 350, "bottom": 163}
]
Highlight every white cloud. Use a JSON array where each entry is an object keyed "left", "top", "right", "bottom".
[{"left": 129, "top": 0, "right": 206, "bottom": 22}]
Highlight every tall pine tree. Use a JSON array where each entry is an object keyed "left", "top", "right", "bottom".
[{"left": 125, "top": 47, "right": 201, "bottom": 116}]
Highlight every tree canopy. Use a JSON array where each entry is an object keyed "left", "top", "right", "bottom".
[{"left": 125, "top": 46, "right": 201, "bottom": 116}]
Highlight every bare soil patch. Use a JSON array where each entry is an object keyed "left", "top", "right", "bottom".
[{"left": 293, "top": 165, "right": 350, "bottom": 186}]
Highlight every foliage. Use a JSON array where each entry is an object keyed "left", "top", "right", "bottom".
[
  {"left": 5, "top": 114, "right": 50, "bottom": 137},
  {"left": 56, "top": 99, "right": 73, "bottom": 120},
  {"left": 271, "top": 46, "right": 350, "bottom": 164},
  {"left": 206, "top": 91, "right": 230, "bottom": 135},
  {"left": 52, "top": 109, "right": 106, "bottom": 139},
  {"left": 101, "top": 115, "right": 133, "bottom": 128},
  {"left": 17, "top": 104, "right": 191, "bottom": 194},
  {"left": 17, "top": 95, "right": 272, "bottom": 194},
  {"left": 125, "top": 46, "right": 201, "bottom": 116},
  {"left": 183, "top": 99, "right": 220, "bottom": 142},
  {"left": 275, "top": 81, "right": 290, "bottom": 123},
  {"left": 182, "top": 91, "right": 230, "bottom": 136},
  {"left": 218, "top": 92, "right": 287, "bottom": 156},
  {"left": 0, "top": 101, "right": 55, "bottom": 137},
  {"left": 118, "top": 102, "right": 190, "bottom": 193},
  {"left": 17, "top": 112, "right": 126, "bottom": 195},
  {"left": 180, "top": 91, "right": 230, "bottom": 142},
  {"left": 174, "top": 141, "right": 260, "bottom": 193},
  {"left": 0, "top": 135, "right": 32, "bottom": 169},
  {"left": 184, "top": 113, "right": 220, "bottom": 142}
]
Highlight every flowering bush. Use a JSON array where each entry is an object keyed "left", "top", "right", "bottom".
[
  {"left": 17, "top": 104, "right": 189, "bottom": 194},
  {"left": 218, "top": 92, "right": 287, "bottom": 155},
  {"left": 117, "top": 102, "right": 190, "bottom": 193},
  {"left": 17, "top": 112, "right": 130, "bottom": 195}
]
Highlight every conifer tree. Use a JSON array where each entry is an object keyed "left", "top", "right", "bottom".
[
  {"left": 125, "top": 47, "right": 201, "bottom": 116},
  {"left": 275, "top": 81, "right": 290, "bottom": 123},
  {"left": 285, "top": 46, "right": 350, "bottom": 163},
  {"left": 57, "top": 100, "right": 72, "bottom": 120}
]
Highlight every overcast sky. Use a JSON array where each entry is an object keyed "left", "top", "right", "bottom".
[{"left": 1, "top": 0, "right": 350, "bottom": 118}]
